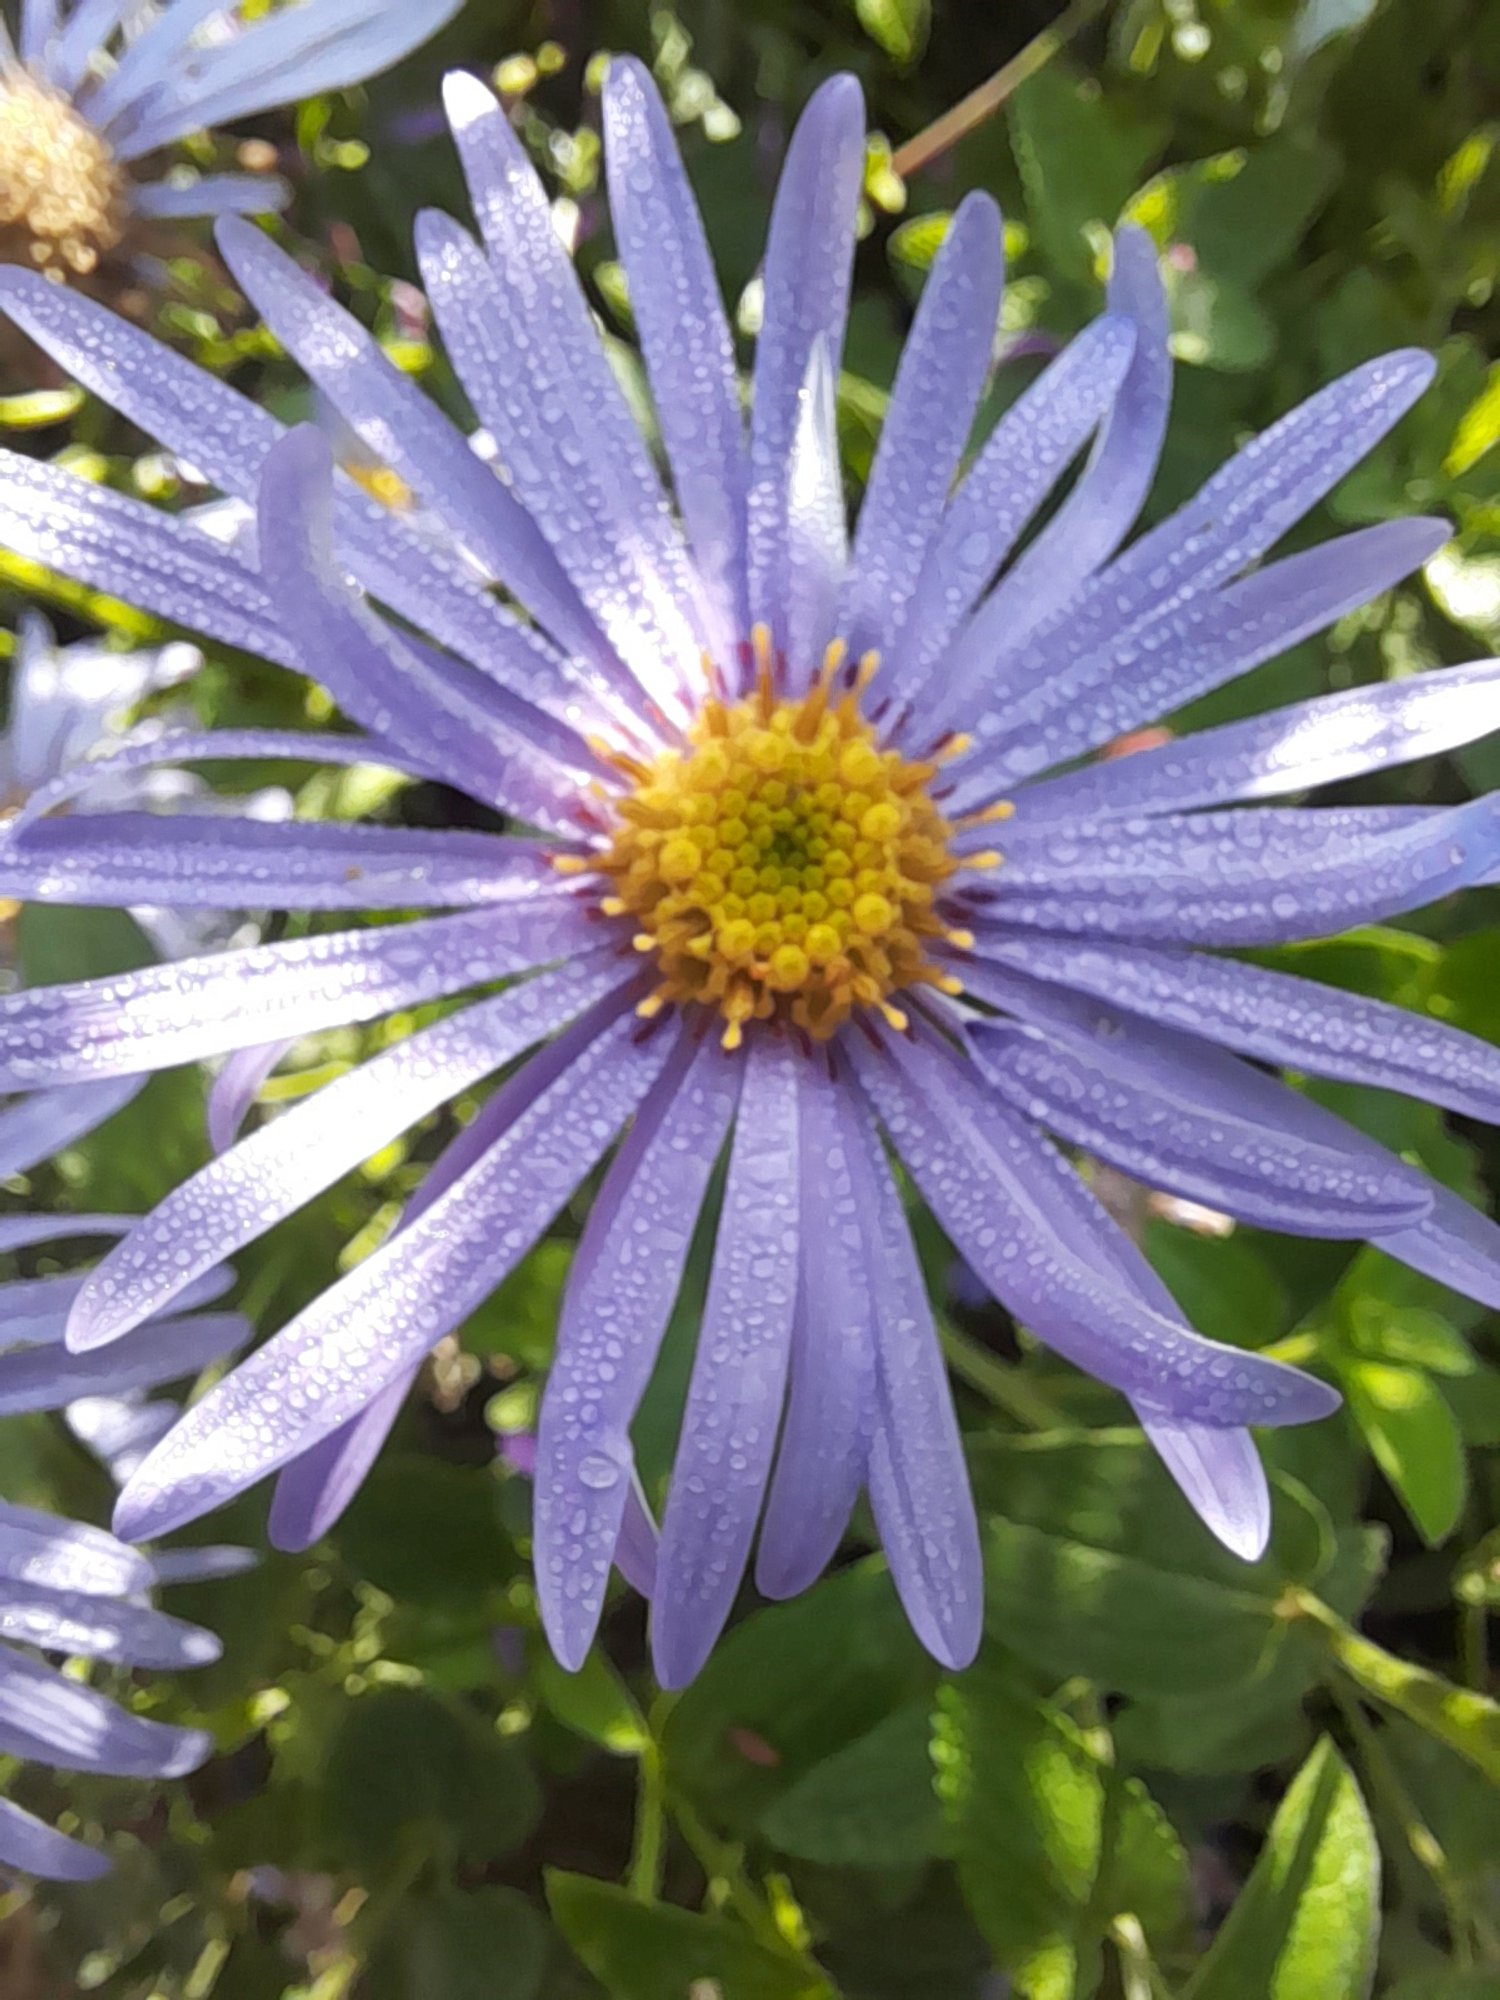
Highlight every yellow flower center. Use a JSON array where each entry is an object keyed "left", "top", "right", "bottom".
[
  {"left": 578, "top": 635, "right": 1002, "bottom": 1048},
  {"left": 0, "top": 72, "right": 128, "bottom": 279}
]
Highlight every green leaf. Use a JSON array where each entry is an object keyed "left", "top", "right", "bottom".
[
  {"left": 535, "top": 1646, "right": 648, "bottom": 1756},
  {"left": 365, "top": 1887, "right": 550, "bottom": 2000},
  {"left": 1454, "top": 1525, "right": 1500, "bottom": 1610},
  {"left": 317, "top": 1686, "right": 540, "bottom": 1872},
  {"left": 1182, "top": 1739, "right": 1379, "bottom": 2000},
  {"left": 759, "top": 1703, "right": 943, "bottom": 1868},
  {"left": 935, "top": 1667, "right": 1186, "bottom": 1997},
  {"left": 334, "top": 1456, "right": 515, "bottom": 1604},
  {"left": 547, "top": 1873, "right": 831, "bottom": 2000},
  {"left": 1339, "top": 1360, "right": 1468, "bottom": 1545},
  {"left": 853, "top": 0, "right": 929, "bottom": 64},
  {"left": 1010, "top": 62, "right": 1169, "bottom": 282}
]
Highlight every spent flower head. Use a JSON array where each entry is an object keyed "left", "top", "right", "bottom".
[{"left": 1, "top": 63, "right": 1499, "bottom": 1683}]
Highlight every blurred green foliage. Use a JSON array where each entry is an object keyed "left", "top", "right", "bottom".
[{"left": 2, "top": 0, "right": 1500, "bottom": 1994}]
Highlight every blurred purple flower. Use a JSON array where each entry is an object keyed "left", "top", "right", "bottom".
[
  {"left": 0, "top": 0, "right": 461, "bottom": 278},
  {"left": 0, "top": 1483, "right": 219, "bottom": 1879},
  {"left": 0, "top": 63, "right": 1497, "bottom": 1685}
]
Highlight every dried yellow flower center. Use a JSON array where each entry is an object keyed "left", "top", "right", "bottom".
[
  {"left": 0, "top": 72, "right": 127, "bottom": 278},
  {"left": 583, "top": 637, "right": 995, "bottom": 1047}
]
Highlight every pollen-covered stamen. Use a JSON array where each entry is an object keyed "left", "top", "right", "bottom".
[
  {"left": 586, "top": 640, "right": 990, "bottom": 1046},
  {"left": 0, "top": 72, "right": 128, "bottom": 279}
]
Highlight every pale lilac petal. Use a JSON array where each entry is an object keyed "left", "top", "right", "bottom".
[
  {"left": 979, "top": 795, "right": 1500, "bottom": 946},
  {"left": 114, "top": 1005, "right": 671, "bottom": 1541},
  {"left": 839, "top": 193, "right": 1003, "bottom": 664},
  {"left": 1134, "top": 1411, "right": 1270, "bottom": 1562},
  {"left": 745, "top": 76, "right": 864, "bottom": 661},
  {"left": 72, "top": 954, "right": 628, "bottom": 1348},
  {"left": 82, "top": 0, "right": 243, "bottom": 132},
  {"left": 755, "top": 1066, "right": 873, "bottom": 1601},
  {"left": 130, "top": 173, "right": 289, "bottom": 220},
  {"left": 615, "top": 1472, "right": 659, "bottom": 1600},
  {"left": 0, "top": 1313, "right": 245, "bottom": 1414},
  {"left": 783, "top": 338, "right": 847, "bottom": 683},
  {"left": 207, "top": 1041, "right": 293, "bottom": 1154},
  {"left": 1, "top": 1262, "right": 227, "bottom": 1347},
  {"left": 148, "top": 1545, "right": 259, "bottom": 1583},
  {"left": 18, "top": 0, "right": 60, "bottom": 68},
  {"left": 536, "top": 1032, "right": 740, "bottom": 1669},
  {"left": 0, "top": 1577, "right": 219, "bottom": 1669},
  {"left": 414, "top": 204, "right": 700, "bottom": 722},
  {"left": 0, "top": 1649, "right": 210, "bottom": 1778},
  {"left": 267, "top": 1367, "right": 415, "bottom": 1550},
  {"left": 1018, "top": 655, "right": 1500, "bottom": 821},
  {"left": 851, "top": 1029, "right": 1338, "bottom": 1428},
  {"left": 45, "top": 0, "right": 130, "bottom": 94},
  {"left": 0, "top": 1217, "right": 131, "bottom": 1254},
  {"left": 652, "top": 1034, "right": 801, "bottom": 1689},
  {"left": 0, "top": 1078, "right": 144, "bottom": 1177},
  {"left": 65, "top": 1394, "right": 178, "bottom": 1482},
  {"left": 955, "top": 517, "right": 1448, "bottom": 796},
  {"left": 0, "top": 1501, "right": 152, "bottom": 1596},
  {"left": 0, "top": 1797, "right": 110, "bottom": 1882},
  {"left": 0, "top": 812, "right": 556, "bottom": 912},
  {"left": 847, "top": 1105, "right": 982, "bottom": 1670},
  {"left": 971, "top": 934, "right": 1500, "bottom": 1124},
  {"left": 889, "top": 315, "right": 1138, "bottom": 708},
  {"left": 602, "top": 57, "right": 749, "bottom": 652}
]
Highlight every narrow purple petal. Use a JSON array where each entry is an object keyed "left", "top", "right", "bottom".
[
  {"left": 851, "top": 1029, "right": 1338, "bottom": 1427},
  {"left": 147, "top": 1545, "right": 259, "bottom": 1584},
  {"left": 0, "top": 1217, "right": 132, "bottom": 1254},
  {"left": 0, "top": 1263, "right": 227, "bottom": 1348},
  {"left": 1377, "top": 1186, "right": 1500, "bottom": 1314},
  {"left": 745, "top": 75, "right": 864, "bottom": 662},
  {"left": 207, "top": 1040, "right": 293, "bottom": 1155},
  {"left": 114, "top": 1004, "right": 671, "bottom": 1542},
  {"left": 839, "top": 193, "right": 1003, "bottom": 666},
  {"left": 267, "top": 1367, "right": 415, "bottom": 1551},
  {"left": 652, "top": 1034, "right": 801, "bottom": 1689},
  {"left": 755, "top": 1065, "right": 873, "bottom": 1601},
  {"left": 1134, "top": 1411, "right": 1271, "bottom": 1562},
  {"left": 0, "top": 1577, "right": 219, "bottom": 1669},
  {"left": 0, "top": 1797, "right": 111, "bottom": 1882},
  {"left": 615, "top": 1472, "right": 659, "bottom": 1600},
  {"left": 0, "top": 1313, "right": 245, "bottom": 1414},
  {"left": 71, "top": 954, "right": 629, "bottom": 1348},
  {"left": 0, "top": 903, "right": 594, "bottom": 1093},
  {"left": 130, "top": 173, "right": 288, "bottom": 220},
  {"left": 0, "top": 813, "right": 557, "bottom": 912},
  {"left": 537, "top": 1031, "right": 740, "bottom": 1670},
  {"left": 971, "top": 933, "right": 1500, "bottom": 1125},
  {"left": 0, "top": 1649, "right": 210, "bottom": 1778},
  {"left": 603, "top": 57, "right": 749, "bottom": 653},
  {"left": 0, "top": 1501, "right": 153, "bottom": 1596},
  {"left": 0, "top": 1078, "right": 145, "bottom": 1178},
  {"left": 890, "top": 315, "right": 1138, "bottom": 709},
  {"left": 783, "top": 338, "right": 848, "bottom": 683},
  {"left": 978, "top": 795, "right": 1500, "bottom": 947},
  {"left": 1018, "top": 655, "right": 1500, "bottom": 822}
]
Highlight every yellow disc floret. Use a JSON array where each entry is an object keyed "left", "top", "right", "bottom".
[
  {"left": 595, "top": 636, "right": 976, "bottom": 1047},
  {"left": 0, "top": 72, "right": 127, "bottom": 279}
]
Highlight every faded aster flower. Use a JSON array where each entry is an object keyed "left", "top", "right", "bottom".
[
  {"left": 0, "top": 0, "right": 459, "bottom": 281},
  {"left": 0, "top": 65, "right": 1498, "bottom": 1686}
]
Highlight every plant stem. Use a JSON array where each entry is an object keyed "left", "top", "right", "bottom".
[
  {"left": 891, "top": 0, "right": 1115, "bottom": 180},
  {"left": 938, "top": 1320, "right": 1062, "bottom": 1429},
  {"left": 628, "top": 1740, "right": 667, "bottom": 1902}
]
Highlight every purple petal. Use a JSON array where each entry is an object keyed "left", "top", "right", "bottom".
[
  {"left": 1134, "top": 1410, "right": 1270, "bottom": 1562},
  {"left": 0, "top": 812, "right": 557, "bottom": 912},
  {"left": 652, "top": 1034, "right": 801, "bottom": 1689},
  {"left": 783, "top": 338, "right": 847, "bottom": 682},
  {"left": 615, "top": 1472, "right": 659, "bottom": 1600},
  {"left": 978, "top": 795, "right": 1500, "bottom": 947},
  {"left": 602, "top": 57, "right": 749, "bottom": 654},
  {"left": 0, "top": 1313, "right": 245, "bottom": 1414},
  {"left": 147, "top": 1544, "right": 259, "bottom": 1583},
  {"left": 839, "top": 193, "right": 1003, "bottom": 668},
  {"left": 745, "top": 76, "right": 864, "bottom": 663},
  {"left": 0, "top": 1078, "right": 145, "bottom": 1178},
  {"left": 114, "top": 1003, "right": 670, "bottom": 1542},
  {"left": 1, "top": 1263, "right": 227, "bottom": 1348},
  {"left": 0, "top": 1500, "right": 153, "bottom": 1597},
  {"left": 890, "top": 314, "right": 1138, "bottom": 710},
  {"left": 1018, "top": 655, "right": 1500, "bottom": 822},
  {"left": 267, "top": 1367, "right": 415, "bottom": 1550},
  {"left": 0, "top": 1217, "right": 132, "bottom": 1254},
  {"left": 0, "top": 1797, "right": 111, "bottom": 1882},
  {"left": 966, "top": 224, "right": 1171, "bottom": 654},
  {"left": 955, "top": 517, "right": 1448, "bottom": 796},
  {"left": 215, "top": 216, "right": 621, "bottom": 719},
  {"left": 851, "top": 1029, "right": 1338, "bottom": 1428},
  {"left": 755, "top": 1065, "right": 873, "bottom": 1601},
  {"left": 207, "top": 1040, "right": 292, "bottom": 1154},
  {"left": 536, "top": 1032, "right": 741, "bottom": 1670},
  {"left": 0, "top": 1648, "right": 210, "bottom": 1778},
  {"left": 1378, "top": 1186, "right": 1500, "bottom": 1314},
  {"left": 131, "top": 173, "right": 289, "bottom": 220},
  {"left": 71, "top": 954, "right": 628, "bottom": 1349},
  {"left": 0, "top": 1577, "right": 219, "bottom": 1669},
  {"left": 971, "top": 934, "right": 1500, "bottom": 1125},
  {"left": 0, "top": 902, "right": 594, "bottom": 1093}
]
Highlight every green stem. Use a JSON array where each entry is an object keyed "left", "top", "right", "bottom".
[
  {"left": 939, "top": 1321, "right": 1062, "bottom": 1429},
  {"left": 628, "top": 1740, "right": 667, "bottom": 1902},
  {"left": 890, "top": 0, "right": 1115, "bottom": 179}
]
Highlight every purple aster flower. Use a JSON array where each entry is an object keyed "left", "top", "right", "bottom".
[
  {"left": 0, "top": 0, "right": 460, "bottom": 280},
  {"left": 0, "top": 65, "right": 1497, "bottom": 1685},
  {"left": 0, "top": 1480, "right": 218, "bottom": 1879}
]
